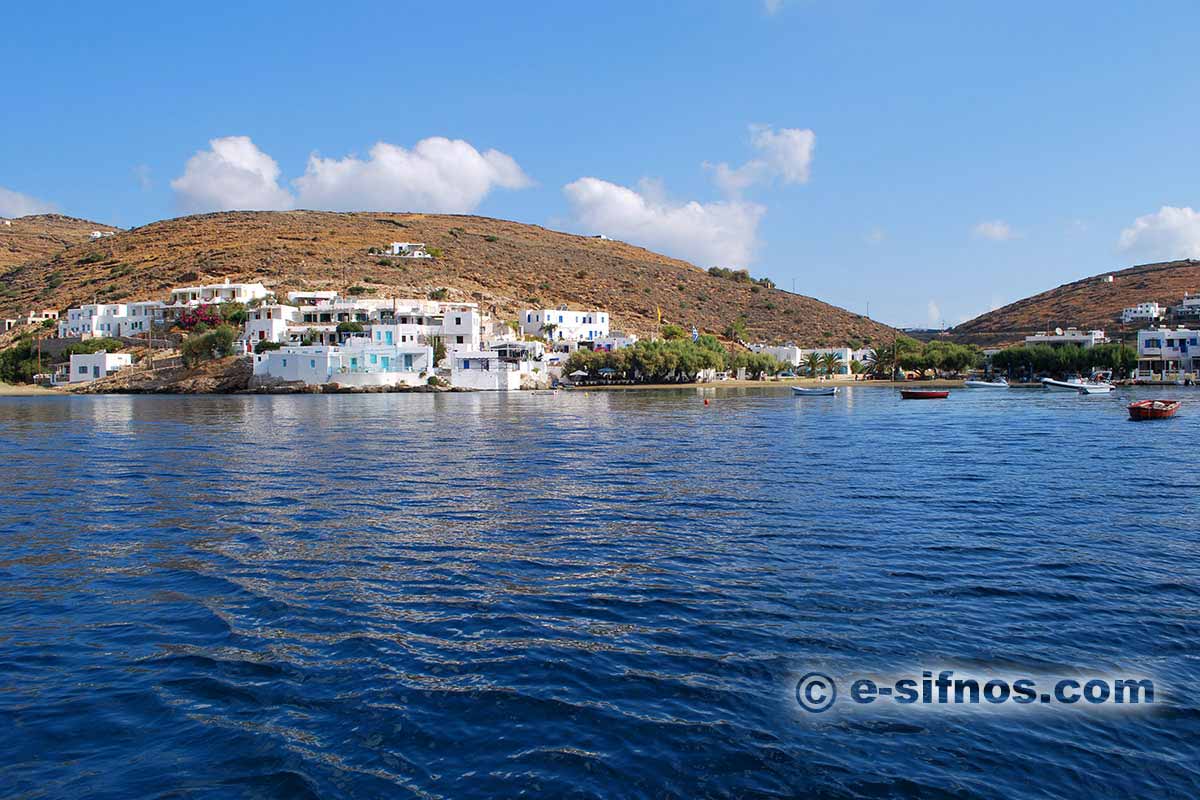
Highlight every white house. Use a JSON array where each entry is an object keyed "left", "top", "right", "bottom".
[
  {"left": 450, "top": 341, "right": 545, "bottom": 391},
  {"left": 69, "top": 351, "right": 132, "bottom": 383},
  {"left": 24, "top": 309, "right": 59, "bottom": 326},
  {"left": 169, "top": 281, "right": 270, "bottom": 306},
  {"left": 749, "top": 344, "right": 802, "bottom": 366},
  {"left": 1136, "top": 326, "right": 1200, "bottom": 379},
  {"left": 387, "top": 242, "right": 433, "bottom": 258},
  {"left": 590, "top": 332, "right": 638, "bottom": 352},
  {"left": 1121, "top": 302, "right": 1164, "bottom": 324},
  {"left": 2, "top": 319, "right": 16, "bottom": 332},
  {"left": 1023, "top": 328, "right": 1107, "bottom": 348},
  {"left": 89, "top": 230, "right": 116, "bottom": 240},
  {"left": 244, "top": 304, "right": 301, "bottom": 346},
  {"left": 252, "top": 339, "right": 434, "bottom": 388},
  {"left": 58, "top": 302, "right": 164, "bottom": 339},
  {"left": 520, "top": 306, "right": 609, "bottom": 342},
  {"left": 748, "top": 344, "right": 859, "bottom": 374},
  {"left": 1172, "top": 292, "right": 1200, "bottom": 321}
]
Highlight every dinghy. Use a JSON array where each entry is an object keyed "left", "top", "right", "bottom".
[
  {"left": 963, "top": 377, "right": 1008, "bottom": 388},
  {"left": 900, "top": 389, "right": 949, "bottom": 399},
  {"left": 793, "top": 386, "right": 838, "bottom": 396},
  {"left": 1128, "top": 399, "right": 1180, "bottom": 420}
]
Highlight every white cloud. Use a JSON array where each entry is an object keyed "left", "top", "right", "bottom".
[
  {"left": 133, "top": 164, "right": 153, "bottom": 191},
  {"left": 0, "top": 186, "right": 57, "bottom": 217},
  {"left": 171, "top": 136, "right": 293, "bottom": 212},
  {"left": 763, "top": 0, "right": 784, "bottom": 14},
  {"left": 866, "top": 227, "right": 885, "bottom": 244},
  {"left": 294, "top": 137, "right": 530, "bottom": 213},
  {"left": 564, "top": 177, "right": 765, "bottom": 267},
  {"left": 972, "top": 220, "right": 1016, "bottom": 241},
  {"left": 170, "top": 135, "right": 531, "bottom": 215},
  {"left": 1118, "top": 206, "right": 1200, "bottom": 260},
  {"left": 708, "top": 124, "right": 815, "bottom": 194},
  {"left": 927, "top": 300, "right": 942, "bottom": 327}
]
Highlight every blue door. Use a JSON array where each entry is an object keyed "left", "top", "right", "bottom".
[
  {"left": 381, "top": 356, "right": 391, "bottom": 370},
  {"left": 385, "top": 331, "right": 394, "bottom": 345},
  {"left": 403, "top": 354, "right": 413, "bottom": 370}
]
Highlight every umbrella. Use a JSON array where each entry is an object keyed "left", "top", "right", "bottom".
[
  {"left": 598, "top": 367, "right": 616, "bottom": 375},
  {"left": 569, "top": 370, "right": 588, "bottom": 377}
]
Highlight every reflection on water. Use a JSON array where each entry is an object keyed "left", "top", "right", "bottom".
[{"left": 0, "top": 387, "right": 1197, "bottom": 798}]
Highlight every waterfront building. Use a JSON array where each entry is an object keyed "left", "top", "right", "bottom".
[
  {"left": 1023, "top": 328, "right": 1107, "bottom": 348},
  {"left": 450, "top": 341, "right": 545, "bottom": 391},
  {"left": 1121, "top": 302, "right": 1164, "bottom": 324},
  {"left": 244, "top": 304, "right": 301, "bottom": 346},
  {"left": 1135, "top": 326, "right": 1200, "bottom": 379},
  {"left": 69, "top": 351, "right": 132, "bottom": 383},
  {"left": 590, "top": 332, "right": 638, "bottom": 352},
  {"left": 520, "top": 306, "right": 609, "bottom": 342},
  {"left": 748, "top": 343, "right": 857, "bottom": 374},
  {"left": 252, "top": 338, "right": 434, "bottom": 388},
  {"left": 24, "top": 309, "right": 59, "bottom": 326}
]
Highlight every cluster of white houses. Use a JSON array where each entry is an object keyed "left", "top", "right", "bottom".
[
  {"left": 747, "top": 343, "right": 875, "bottom": 374},
  {"left": 51, "top": 280, "right": 635, "bottom": 390}
]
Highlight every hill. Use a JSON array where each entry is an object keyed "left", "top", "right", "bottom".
[
  {"left": 953, "top": 259, "right": 1200, "bottom": 346},
  {"left": 0, "top": 214, "right": 117, "bottom": 270},
  {"left": 0, "top": 210, "right": 893, "bottom": 347}
]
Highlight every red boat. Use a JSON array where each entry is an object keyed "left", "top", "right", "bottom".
[
  {"left": 1128, "top": 399, "right": 1180, "bottom": 420},
  {"left": 900, "top": 389, "right": 950, "bottom": 400}
]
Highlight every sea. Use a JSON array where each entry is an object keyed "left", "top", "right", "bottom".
[{"left": 1, "top": 386, "right": 1197, "bottom": 799}]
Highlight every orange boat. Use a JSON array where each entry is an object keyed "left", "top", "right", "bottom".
[
  {"left": 901, "top": 389, "right": 949, "bottom": 400},
  {"left": 1128, "top": 399, "right": 1180, "bottom": 420}
]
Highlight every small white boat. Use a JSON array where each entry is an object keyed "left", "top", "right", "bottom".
[
  {"left": 1041, "top": 377, "right": 1114, "bottom": 394},
  {"left": 793, "top": 386, "right": 839, "bottom": 396},
  {"left": 964, "top": 378, "right": 1008, "bottom": 388},
  {"left": 1042, "top": 377, "right": 1085, "bottom": 392}
]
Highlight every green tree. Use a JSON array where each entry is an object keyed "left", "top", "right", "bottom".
[
  {"left": 432, "top": 336, "right": 447, "bottom": 364},
  {"left": 820, "top": 351, "right": 844, "bottom": 376},
  {"left": 336, "top": 321, "right": 364, "bottom": 333},
  {"left": 540, "top": 322, "right": 559, "bottom": 341},
  {"left": 220, "top": 302, "right": 249, "bottom": 326},
  {"left": 660, "top": 323, "right": 686, "bottom": 340},
  {"left": 803, "top": 351, "right": 823, "bottom": 377}
]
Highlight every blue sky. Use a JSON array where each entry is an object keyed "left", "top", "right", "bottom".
[{"left": 4, "top": 1, "right": 1200, "bottom": 327}]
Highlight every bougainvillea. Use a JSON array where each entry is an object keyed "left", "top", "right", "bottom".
[{"left": 178, "top": 304, "right": 224, "bottom": 331}]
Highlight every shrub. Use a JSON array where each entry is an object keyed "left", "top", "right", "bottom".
[
  {"left": 346, "top": 285, "right": 368, "bottom": 296},
  {"left": 63, "top": 338, "right": 124, "bottom": 357},
  {"left": 427, "top": 375, "right": 446, "bottom": 387},
  {"left": 426, "top": 247, "right": 443, "bottom": 258},
  {"left": 181, "top": 324, "right": 238, "bottom": 367},
  {"left": 254, "top": 340, "right": 282, "bottom": 354},
  {"left": 78, "top": 251, "right": 105, "bottom": 265},
  {"left": 336, "top": 321, "right": 364, "bottom": 333},
  {"left": 377, "top": 258, "right": 395, "bottom": 267},
  {"left": 220, "top": 302, "right": 248, "bottom": 325},
  {"left": 429, "top": 287, "right": 449, "bottom": 301},
  {"left": 178, "top": 304, "right": 223, "bottom": 332},
  {"left": 484, "top": 235, "right": 499, "bottom": 243}
]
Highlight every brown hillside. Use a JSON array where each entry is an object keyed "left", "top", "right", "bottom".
[
  {"left": 953, "top": 259, "right": 1200, "bottom": 346},
  {"left": 0, "top": 214, "right": 116, "bottom": 270},
  {"left": 0, "top": 211, "right": 893, "bottom": 346}
]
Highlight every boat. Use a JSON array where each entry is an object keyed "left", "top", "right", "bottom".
[
  {"left": 1128, "top": 399, "right": 1180, "bottom": 420},
  {"left": 963, "top": 377, "right": 1008, "bottom": 388},
  {"left": 900, "top": 389, "right": 949, "bottom": 399},
  {"left": 1041, "top": 377, "right": 1086, "bottom": 392},
  {"left": 1042, "top": 376, "right": 1115, "bottom": 394},
  {"left": 793, "top": 386, "right": 838, "bottom": 396}
]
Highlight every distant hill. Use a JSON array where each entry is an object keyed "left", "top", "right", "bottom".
[
  {"left": 0, "top": 210, "right": 894, "bottom": 346},
  {"left": 0, "top": 214, "right": 116, "bottom": 270},
  {"left": 953, "top": 259, "right": 1200, "bottom": 346}
]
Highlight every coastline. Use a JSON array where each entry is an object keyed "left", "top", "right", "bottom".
[
  {"left": 0, "top": 382, "right": 64, "bottom": 397},
  {"left": 574, "top": 378, "right": 965, "bottom": 391}
]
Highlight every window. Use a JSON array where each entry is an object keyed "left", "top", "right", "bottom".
[
  {"left": 78, "top": 366, "right": 88, "bottom": 374},
  {"left": 282, "top": 359, "right": 287, "bottom": 367},
  {"left": 456, "top": 335, "right": 464, "bottom": 344},
  {"left": 455, "top": 316, "right": 462, "bottom": 325},
  {"left": 309, "top": 360, "right": 316, "bottom": 369}
]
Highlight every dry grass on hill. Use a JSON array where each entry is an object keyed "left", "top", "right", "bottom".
[{"left": 0, "top": 210, "right": 895, "bottom": 347}]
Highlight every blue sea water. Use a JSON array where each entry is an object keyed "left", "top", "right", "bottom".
[{"left": 0, "top": 386, "right": 1197, "bottom": 799}]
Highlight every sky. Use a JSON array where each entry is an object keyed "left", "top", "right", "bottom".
[{"left": 3, "top": 0, "right": 1200, "bottom": 328}]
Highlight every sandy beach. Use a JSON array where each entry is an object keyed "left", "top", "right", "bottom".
[{"left": 0, "top": 382, "right": 64, "bottom": 397}]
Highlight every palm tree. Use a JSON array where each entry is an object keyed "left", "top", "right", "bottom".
[
  {"left": 540, "top": 322, "right": 559, "bottom": 341},
  {"left": 803, "top": 352, "right": 823, "bottom": 378},
  {"left": 820, "top": 351, "right": 843, "bottom": 377},
  {"left": 865, "top": 345, "right": 895, "bottom": 378}
]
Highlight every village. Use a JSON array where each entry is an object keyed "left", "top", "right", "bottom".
[{"left": 5, "top": 238, "right": 1200, "bottom": 391}]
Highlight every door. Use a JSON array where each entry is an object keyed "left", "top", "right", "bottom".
[
  {"left": 385, "top": 331, "right": 394, "bottom": 345},
  {"left": 381, "top": 356, "right": 391, "bottom": 370},
  {"left": 403, "top": 354, "right": 413, "bottom": 370}
]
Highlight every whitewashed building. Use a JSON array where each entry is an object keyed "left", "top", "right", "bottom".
[
  {"left": 1121, "top": 302, "right": 1164, "bottom": 324},
  {"left": 1136, "top": 326, "right": 1200, "bottom": 379},
  {"left": 590, "top": 332, "right": 638, "bottom": 352},
  {"left": 244, "top": 304, "right": 301, "bottom": 346},
  {"left": 1023, "top": 328, "right": 1107, "bottom": 348},
  {"left": 169, "top": 281, "right": 270, "bottom": 306},
  {"left": 450, "top": 341, "right": 545, "bottom": 391},
  {"left": 252, "top": 339, "right": 434, "bottom": 388},
  {"left": 69, "top": 351, "right": 132, "bottom": 383},
  {"left": 58, "top": 302, "right": 164, "bottom": 339},
  {"left": 520, "top": 306, "right": 609, "bottom": 342},
  {"left": 387, "top": 242, "right": 433, "bottom": 258}
]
